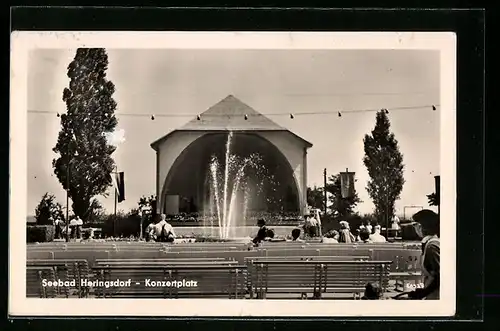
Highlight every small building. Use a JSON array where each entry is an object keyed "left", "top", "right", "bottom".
[{"left": 150, "top": 95, "right": 313, "bottom": 218}]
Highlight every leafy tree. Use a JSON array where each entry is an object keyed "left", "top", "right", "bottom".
[
  {"left": 137, "top": 195, "right": 156, "bottom": 211},
  {"left": 52, "top": 48, "right": 118, "bottom": 223},
  {"left": 35, "top": 193, "right": 65, "bottom": 225},
  {"left": 426, "top": 192, "right": 439, "bottom": 206},
  {"left": 87, "top": 198, "right": 106, "bottom": 223},
  {"left": 363, "top": 110, "right": 405, "bottom": 225},
  {"left": 307, "top": 186, "right": 325, "bottom": 211},
  {"left": 325, "top": 174, "right": 362, "bottom": 217}
]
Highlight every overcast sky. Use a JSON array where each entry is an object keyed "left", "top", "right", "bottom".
[{"left": 27, "top": 49, "right": 440, "bottom": 217}]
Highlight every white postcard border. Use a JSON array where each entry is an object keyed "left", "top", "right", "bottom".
[{"left": 10, "top": 31, "right": 456, "bottom": 317}]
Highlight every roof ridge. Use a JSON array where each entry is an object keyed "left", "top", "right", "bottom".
[{"left": 178, "top": 95, "right": 285, "bottom": 131}]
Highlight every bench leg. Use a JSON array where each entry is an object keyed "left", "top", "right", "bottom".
[{"left": 312, "top": 290, "right": 321, "bottom": 300}]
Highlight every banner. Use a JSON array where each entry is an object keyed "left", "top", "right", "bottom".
[
  {"left": 340, "top": 171, "right": 355, "bottom": 199},
  {"left": 434, "top": 175, "right": 440, "bottom": 205},
  {"left": 116, "top": 172, "right": 125, "bottom": 202}
]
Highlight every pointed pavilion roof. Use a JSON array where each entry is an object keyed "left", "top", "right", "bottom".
[{"left": 151, "top": 95, "right": 312, "bottom": 150}]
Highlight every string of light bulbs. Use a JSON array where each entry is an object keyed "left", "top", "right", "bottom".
[{"left": 28, "top": 104, "right": 439, "bottom": 120}]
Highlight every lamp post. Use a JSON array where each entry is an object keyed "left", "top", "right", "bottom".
[
  {"left": 65, "top": 151, "right": 78, "bottom": 242},
  {"left": 65, "top": 133, "right": 78, "bottom": 242},
  {"left": 65, "top": 161, "right": 70, "bottom": 242},
  {"left": 323, "top": 168, "right": 327, "bottom": 216}
]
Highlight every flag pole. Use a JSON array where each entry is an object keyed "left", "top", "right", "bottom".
[{"left": 323, "top": 168, "right": 327, "bottom": 216}]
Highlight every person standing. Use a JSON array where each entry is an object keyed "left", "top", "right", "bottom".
[{"left": 365, "top": 221, "right": 373, "bottom": 234}]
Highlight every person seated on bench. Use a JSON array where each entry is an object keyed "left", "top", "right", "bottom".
[
  {"left": 354, "top": 228, "right": 362, "bottom": 242},
  {"left": 362, "top": 282, "right": 382, "bottom": 300},
  {"left": 290, "top": 228, "right": 304, "bottom": 242},
  {"left": 322, "top": 229, "right": 339, "bottom": 243},
  {"left": 150, "top": 214, "right": 176, "bottom": 243},
  {"left": 158, "top": 214, "right": 176, "bottom": 243},
  {"left": 370, "top": 224, "right": 387, "bottom": 243},
  {"left": 253, "top": 219, "right": 268, "bottom": 245},
  {"left": 359, "top": 228, "right": 372, "bottom": 243},
  {"left": 144, "top": 222, "right": 155, "bottom": 241},
  {"left": 338, "top": 221, "right": 355, "bottom": 243},
  {"left": 408, "top": 210, "right": 440, "bottom": 300}
]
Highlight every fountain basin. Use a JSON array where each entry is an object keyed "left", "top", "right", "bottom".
[{"left": 173, "top": 226, "right": 297, "bottom": 239}]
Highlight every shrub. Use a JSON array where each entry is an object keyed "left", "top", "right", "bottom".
[
  {"left": 27, "top": 225, "right": 55, "bottom": 243},
  {"left": 35, "top": 193, "right": 65, "bottom": 225},
  {"left": 98, "top": 212, "right": 141, "bottom": 237}
]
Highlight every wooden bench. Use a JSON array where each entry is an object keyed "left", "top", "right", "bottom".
[
  {"left": 92, "top": 263, "right": 247, "bottom": 298},
  {"left": 94, "top": 257, "right": 231, "bottom": 264},
  {"left": 27, "top": 259, "right": 92, "bottom": 297},
  {"left": 246, "top": 255, "right": 370, "bottom": 262},
  {"left": 320, "top": 260, "right": 392, "bottom": 299},
  {"left": 247, "top": 260, "right": 322, "bottom": 299},
  {"left": 247, "top": 260, "right": 392, "bottom": 299},
  {"left": 379, "top": 250, "right": 423, "bottom": 291},
  {"left": 26, "top": 266, "right": 59, "bottom": 298},
  {"left": 245, "top": 256, "right": 370, "bottom": 298}
]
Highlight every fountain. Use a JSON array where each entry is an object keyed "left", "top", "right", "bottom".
[{"left": 203, "top": 132, "right": 264, "bottom": 239}]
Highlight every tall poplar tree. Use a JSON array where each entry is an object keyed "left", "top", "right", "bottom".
[
  {"left": 363, "top": 110, "right": 405, "bottom": 225},
  {"left": 52, "top": 48, "right": 118, "bottom": 222}
]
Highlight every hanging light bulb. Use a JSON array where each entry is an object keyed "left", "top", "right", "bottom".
[
  {"left": 197, "top": 115, "right": 201, "bottom": 120},
  {"left": 244, "top": 114, "right": 248, "bottom": 120},
  {"left": 56, "top": 112, "right": 60, "bottom": 117},
  {"left": 151, "top": 115, "right": 155, "bottom": 120},
  {"left": 338, "top": 111, "right": 342, "bottom": 117},
  {"left": 290, "top": 114, "right": 294, "bottom": 119},
  {"left": 432, "top": 105, "right": 436, "bottom": 111}
]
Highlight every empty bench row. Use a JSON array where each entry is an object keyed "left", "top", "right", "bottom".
[{"left": 26, "top": 256, "right": 404, "bottom": 299}]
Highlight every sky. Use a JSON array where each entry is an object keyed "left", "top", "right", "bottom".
[{"left": 27, "top": 49, "right": 440, "bottom": 217}]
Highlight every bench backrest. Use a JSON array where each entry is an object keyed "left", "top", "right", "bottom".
[
  {"left": 245, "top": 255, "right": 370, "bottom": 262},
  {"left": 93, "top": 264, "right": 247, "bottom": 298},
  {"left": 320, "top": 260, "right": 392, "bottom": 293},
  {"left": 26, "top": 266, "right": 58, "bottom": 298},
  {"left": 248, "top": 260, "right": 392, "bottom": 296}
]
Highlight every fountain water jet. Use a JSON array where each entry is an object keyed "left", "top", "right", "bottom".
[{"left": 206, "top": 132, "right": 263, "bottom": 239}]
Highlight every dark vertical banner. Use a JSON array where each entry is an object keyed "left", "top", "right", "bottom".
[
  {"left": 117, "top": 172, "right": 125, "bottom": 202},
  {"left": 340, "top": 172, "right": 355, "bottom": 199},
  {"left": 434, "top": 175, "right": 440, "bottom": 202}
]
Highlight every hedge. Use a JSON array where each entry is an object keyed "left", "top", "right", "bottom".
[{"left": 27, "top": 225, "right": 55, "bottom": 243}]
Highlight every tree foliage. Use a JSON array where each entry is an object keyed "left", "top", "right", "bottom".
[
  {"left": 325, "top": 174, "right": 362, "bottom": 217},
  {"left": 307, "top": 186, "right": 325, "bottom": 211},
  {"left": 138, "top": 195, "right": 156, "bottom": 211},
  {"left": 52, "top": 48, "right": 118, "bottom": 223},
  {"left": 363, "top": 110, "right": 405, "bottom": 224},
  {"left": 35, "top": 193, "right": 65, "bottom": 225},
  {"left": 426, "top": 192, "right": 439, "bottom": 206}
]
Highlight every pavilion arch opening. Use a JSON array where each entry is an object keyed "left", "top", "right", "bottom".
[{"left": 161, "top": 132, "right": 301, "bottom": 225}]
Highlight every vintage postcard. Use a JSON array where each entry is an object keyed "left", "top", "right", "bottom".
[{"left": 10, "top": 31, "right": 456, "bottom": 317}]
